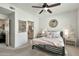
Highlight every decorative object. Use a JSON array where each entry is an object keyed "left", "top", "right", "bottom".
[
  {"left": 19, "top": 20, "right": 26, "bottom": 32},
  {"left": 42, "top": 30, "right": 46, "bottom": 37},
  {"left": 64, "top": 29, "right": 69, "bottom": 38},
  {"left": 49, "top": 19, "right": 58, "bottom": 28},
  {"left": 28, "top": 21, "right": 34, "bottom": 39}
]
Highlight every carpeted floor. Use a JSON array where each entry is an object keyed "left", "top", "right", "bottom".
[
  {"left": 0, "top": 43, "right": 54, "bottom": 56},
  {"left": 0, "top": 42, "right": 79, "bottom": 56}
]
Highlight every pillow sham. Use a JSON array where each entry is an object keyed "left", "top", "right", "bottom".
[
  {"left": 46, "top": 31, "right": 61, "bottom": 38},
  {"left": 46, "top": 31, "right": 52, "bottom": 38},
  {"left": 51, "top": 31, "right": 61, "bottom": 38}
]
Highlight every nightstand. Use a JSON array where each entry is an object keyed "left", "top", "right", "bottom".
[
  {"left": 64, "top": 30, "right": 76, "bottom": 47},
  {"left": 66, "top": 40, "right": 75, "bottom": 46},
  {"left": 65, "top": 36, "right": 76, "bottom": 47},
  {"left": 37, "top": 34, "right": 43, "bottom": 38}
]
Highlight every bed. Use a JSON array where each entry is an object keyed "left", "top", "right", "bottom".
[{"left": 32, "top": 31, "right": 65, "bottom": 56}]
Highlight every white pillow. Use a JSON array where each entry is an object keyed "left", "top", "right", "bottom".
[
  {"left": 51, "top": 31, "right": 61, "bottom": 38},
  {"left": 46, "top": 31, "right": 52, "bottom": 38},
  {"left": 46, "top": 31, "right": 61, "bottom": 38}
]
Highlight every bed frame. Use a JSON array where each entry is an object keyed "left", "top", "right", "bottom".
[{"left": 32, "top": 31, "right": 65, "bottom": 56}]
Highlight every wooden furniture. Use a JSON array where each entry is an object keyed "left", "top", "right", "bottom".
[
  {"left": 37, "top": 33, "right": 43, "bottom": 38},
  {"left": 65, "top": 32, "right": 76, "bottom": 46},
  {"left": 28, "top": 21, "right": 34, "bottom": 39},
  {"left": 66, "top": 40, "right": 75, "bottom": 46}
]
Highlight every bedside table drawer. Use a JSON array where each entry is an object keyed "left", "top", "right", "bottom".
[
  {"left": 37, "top": 35, "right": 43, "bottom": 38},
  {"left": 66, "top": 40, "right": 75, "bottom": 46}
]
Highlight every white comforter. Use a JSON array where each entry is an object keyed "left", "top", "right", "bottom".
[{"left": 32, "top": 37, "right": 64, "bottom": 47}]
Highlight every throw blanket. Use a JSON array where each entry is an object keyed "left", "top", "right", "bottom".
[{"left": 32, "top": 37, "right": 64, "bottom": 47}]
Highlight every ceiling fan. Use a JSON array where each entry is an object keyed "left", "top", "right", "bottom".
[{"left": 32, "top": 3, "right": 61, "bottom": 14}]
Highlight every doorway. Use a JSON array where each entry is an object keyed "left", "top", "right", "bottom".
[
  {"left": 0, "top": 19, "right": 9, "bottom": 46},
  {"left": 28, "top": 21, "right": 34, "bottom": 39}
]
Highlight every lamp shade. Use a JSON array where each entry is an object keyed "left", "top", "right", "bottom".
[{"left": 64, "top": 29, "right": 69, "bottom": 38}]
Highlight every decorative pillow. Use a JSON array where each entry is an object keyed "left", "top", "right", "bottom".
[
  {"left": 51, "top": 31, "right": 61, "bottom": 38},
  {"left": 46, "top": 31, "right": 61, "bottom": 38},
  {"left": 46, "top": 31, "right": 52, "bottom": 38}
]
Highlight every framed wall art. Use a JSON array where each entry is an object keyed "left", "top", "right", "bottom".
[{"left": 19, "top": 20, "right": 26, "bottom": 32}]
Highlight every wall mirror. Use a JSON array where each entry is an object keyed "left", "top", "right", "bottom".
[
  {"left": 19, "top": 20, "right": 26, "bottom": 32},
  {"left": 49, "top": 19, "right": 58, "bottom": 28}
]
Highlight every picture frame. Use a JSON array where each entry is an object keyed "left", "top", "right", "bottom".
[{"left": 19, "top": 20, "right": 26, "bottom": 32}]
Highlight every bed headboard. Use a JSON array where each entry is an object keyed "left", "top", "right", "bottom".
[
  {"left": 60, "top": 31, "right": 65, "bottom": 44},
  {"left": 60, "top": 31, "right": 63, "bottom": 38}
]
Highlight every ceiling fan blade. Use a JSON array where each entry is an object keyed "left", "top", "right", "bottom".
[
  {"left": 47, "top": 9, "right": 52, "bottom": 13},
  {"left": 47, "top": 3, "right": 61, "bottom": 8},
  {"left": 39, "top": 10, "right": 43, "bottom": 14},
  {"left": 32, "top": 6, "right": 43, "bottom": 8}
]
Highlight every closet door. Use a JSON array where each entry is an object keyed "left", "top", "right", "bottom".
[{"left": 5, "top": 19, "right": 9, "bottom": 46}]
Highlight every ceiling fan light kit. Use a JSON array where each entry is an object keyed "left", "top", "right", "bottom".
[
  {"left": 44, "top": 7, "right": 48, "bottom": 11},
  {"left": 32, "top": 3, "right": 61, "bottom": 14}
]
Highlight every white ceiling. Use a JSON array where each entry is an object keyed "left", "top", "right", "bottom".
[
  {"left": 0, "top": 7, "right": 13, "bottom": 15},
  {"left": 11, "top": 3, "right": 79, "bottom": 15}
]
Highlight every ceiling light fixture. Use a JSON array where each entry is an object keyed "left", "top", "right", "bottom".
[
  {"left": 44, "top": 7, "right": 48, "bottom": 11},
  {"left": 32, "top": 3, "right": 61, "bottom": 14}
]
